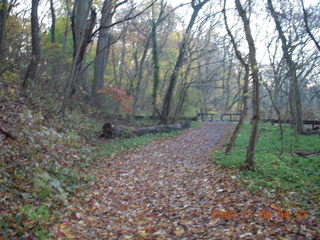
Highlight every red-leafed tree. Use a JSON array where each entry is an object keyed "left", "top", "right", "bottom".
[{"left": 98, "top": 87, "right": 133, "bottom": 113}]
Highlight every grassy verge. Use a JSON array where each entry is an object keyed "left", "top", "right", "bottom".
[
  {"left": 215, "top": 123, "right": 320, "bottom": 209},
  {"left": 98, "top": 121, "right": 202, "bottom": 157}
]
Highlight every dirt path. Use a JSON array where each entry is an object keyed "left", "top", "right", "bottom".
[{"left": 59, "top": 123, "right": 318, "bottom": 239}]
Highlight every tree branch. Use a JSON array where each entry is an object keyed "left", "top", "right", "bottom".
[
  {"left": 91, "top": 0, "right": 156, "bottom": 37},
  {"left": 300, "top": 0, "right": 320, "bottom": 52}
]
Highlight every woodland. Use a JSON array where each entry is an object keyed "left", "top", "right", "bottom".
[{"left": 0, "top": 0, "right": 320, "bottom": 239}]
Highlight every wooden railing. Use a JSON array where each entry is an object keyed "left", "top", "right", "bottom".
[
  {"left": 194, "top": 113, "right": 320, "bottom": 128},
  {"left": 197, "top": 113, "right": 241, "bottom": 122},
  {"left": 263, "top": 119, "right": 320, "bottom": 128}
]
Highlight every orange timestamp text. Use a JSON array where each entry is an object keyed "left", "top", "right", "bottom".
[{"left": 211, "top": 210, "right": 308, "bottom": 220}]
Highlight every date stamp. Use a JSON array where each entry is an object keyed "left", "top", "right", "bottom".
[{"left": 211, "top": 210, "right": 308, "bottom": 220}]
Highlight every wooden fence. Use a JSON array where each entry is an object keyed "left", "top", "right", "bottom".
[
  {"left": 196, "top": 113, "right": 241, "bottom": 122},
  {"left": 263, "top": 119, "right": 320, "bottom": 129}
]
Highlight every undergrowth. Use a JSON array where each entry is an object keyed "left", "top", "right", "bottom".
[{"left": 215, "top": 123, "right": 320, "bottom": 209}]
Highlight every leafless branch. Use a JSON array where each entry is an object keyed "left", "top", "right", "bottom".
[{"left": 92, "top": 0, "right": 157, "bottom": 37}]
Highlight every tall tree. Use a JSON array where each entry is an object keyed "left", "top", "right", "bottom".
[
  {"left": 71, "top": 0, "right": 92, "bottom": 95},
  {"left": 267, "top": 0, "right": 304, "bottom": 134},
  {"left": 61, "top": 0, "right": 96, "bottom": 113},
  {"left": 50, "top": 0, "right": 56, "bottom": 43},
  {"left": 23, "top": 0, "right": 41, "bottom": 88},
  {"left": 132, "top": 35, "right": 152, "bottom": 115},
  {"left": 223, "top": 0, "right": 249, "bottom": 154},
  {"left": 151, "top": 3, "right": 164, "bottom": 118},
  {"left": 92, "top": 0, "right": 113, "bottom": 106},
  {"left": 151, "top": 0, "right": 177, "bottom": 117},
  {"left": 71, "top": 0, "right": 91, "bottom": 58},
  {"left": 161, "top": 0, "right": 210, "bottom": 124},
  {"left": 235, "top": 0, "right": 260, "bottom": 170},
  {"left": 49, "top": 0, "right": 57, "bottom": 84},
  {"left": 151, "top": 16, "right": 160, "bottom": 118},
  {"left": 0, "top": 0, "right": 8, "bottom": 66}
]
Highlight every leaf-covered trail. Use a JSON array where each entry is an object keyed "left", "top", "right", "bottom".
[{"left": 60, "top": 123, "right": 318, "bottom": 239}]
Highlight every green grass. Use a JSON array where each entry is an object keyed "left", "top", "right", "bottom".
[
  {"left": 99, "top": 131, "right": 179, "bottom": 156},
  {"left": 215, "top": 123, "right": 320, "bottom": 208},
  {"left": 99, "top": 121, "right": 202, "bottom": 157}
]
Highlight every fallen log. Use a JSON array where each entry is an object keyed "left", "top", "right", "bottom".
[
  {"left": 99, "top": 121, "right": 191, "bottom": 139},
  {"left": 295, "top": 150, "right": 320, "bottom": 158}
]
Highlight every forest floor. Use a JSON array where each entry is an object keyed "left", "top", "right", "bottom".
[{"left": 55, "top": 123, "right": 319, "bottom": 240}]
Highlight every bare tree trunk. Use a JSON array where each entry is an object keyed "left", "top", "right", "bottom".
[
  {"left": 71, "top": 0, "right": 91, "bottom": 95},
  {"left": 62, "top": 0, "right": 71, "bottom": 53},
  {"left": 224, "top": 57, "right": 233, "bottom": 111},
  {"left": 60, "top": 3, "right": 96, "bottom": 113},
  {"left": 223, "top": 0, "right": 249, "bottom": 154},
  {"left": 221, "top": 37, "right": 227, "bottom": 110},
  {"left": 202, "top": 61, "right": 209, "bottom": 113},
  {"left": 49, "top": 0, "right": 57, "bottom": 85},
  {"left": 0, "top": 0, "right": 8, "bottom": 66},
  {"left": 151, "top": 17, "right": 160, "bottom": 118},
  {"left": 268, "top": 0, "right": 303, "bottom": 134},
  {"left": 235, "top": 0, "right": 260, "bottom": 170},
  {"left": 23, "top": 0, "right": 41, "bottom": 88},
  {"left": 151, "top": 2, "right": 166, "bottom": 118},
  {"left": 60, "top": 0, "right": 71, "bottom": 77},
  {"left": 161, "top": 0, "right": 210, "bottom": 124},
  {"left": 132, "top": 36, "right": 151, "bottom": 115},
  {"left": 236, "top": 66, "right": 243, "bottom": 112},
  {"left": 50, "top": 0, "right": 56, "bottom": 43},
  {"left": 92, "top": 0, "right": 113, "bottom": 107},
  {"left": 72, "top": 0, "right": 90, "bottom": 58}
]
